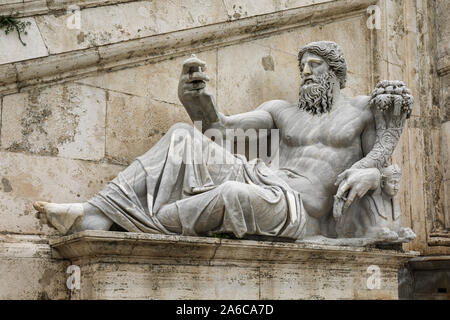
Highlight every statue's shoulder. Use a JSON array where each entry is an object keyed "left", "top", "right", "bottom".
[
  {"left": 256, "top": 99, "right": 293, "bottom": 114},
  {"left": 342, "top": 95, "right": 376, "bottom": 133},
  {"left": 343, "top": 95, "right": 374, "bottom": 125},
  {"left": 348, "top": 95, "right": 371, "bottom": 111}
]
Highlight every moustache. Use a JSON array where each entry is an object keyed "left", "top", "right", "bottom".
[{"left": 301, "top": 75, "right": 326, "bottom": 86}]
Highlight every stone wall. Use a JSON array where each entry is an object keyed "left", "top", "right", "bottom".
[{"left": 0, "top": 0, "right": 448, "bottom": 299}]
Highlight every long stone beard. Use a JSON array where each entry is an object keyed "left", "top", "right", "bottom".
[{"left": 298, "top": 72, "right": 335, "bottom": 114}]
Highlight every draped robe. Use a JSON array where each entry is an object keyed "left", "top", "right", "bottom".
[{"left": 88, "top": 123, "right": 307, "bottom": 239}]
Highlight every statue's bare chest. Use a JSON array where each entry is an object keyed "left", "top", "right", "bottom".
[{"left": 275, "top": 104, "right": 366, "bottom": 148}]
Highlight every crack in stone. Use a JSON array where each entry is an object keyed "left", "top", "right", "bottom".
[{"left": 208, "top": 239, "right": 221, "bottom": 266}]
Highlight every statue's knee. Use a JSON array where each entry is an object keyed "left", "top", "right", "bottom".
[
  {"left": 167, "top": 122, "right": 196, "bottom": 139},
  {"left": 220, "top": 181, "right": 249, "bottom": 198},
  {"left": 169, "top": 122, "right": 193, "bottom": 132}
]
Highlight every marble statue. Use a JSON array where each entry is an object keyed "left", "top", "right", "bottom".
[{"left": 33, "top": 41, "right": 416, "bottom": 245}]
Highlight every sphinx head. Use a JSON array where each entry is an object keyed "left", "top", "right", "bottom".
[
  {"left": 381, "top": 164, "right": 402, "bottom": 197},
  {"left": 297, "top": 41, "right": 347, "bottom": 114}
]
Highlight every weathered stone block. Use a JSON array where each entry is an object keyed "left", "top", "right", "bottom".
[
  {"left": 435, "top": 0, "right": 450, "bottom": 63},
  {"left": 254, "top": 14, "right": 369, "bottom": 76},
  {"left": 444, "top": 179, "right": 450, "bottom": 230},
  {"left": 441, "top": 73, "right": 450, "bottom": 122},
  {"left": 442, "top": 118, "right": 450, "bottom": 226},
  {"left": 406, "top": 127, "right": 427, "bottom": 251},
  {"left": 105, "top": 92, "right": 191, "bottom": 165},
  {"left": 0, "top": 151, "right": 124, "bottom": 234},
  {"left": 0, "top": 0, "right": 23, "bottom": 5},
  {"left": 0, "top": 234, "right": 69, "bottom": 300},
  {"left": 217, "top": 41, "right": 300, "bottom": 115},
  {"left": 222, "top": 0, "right": 334, "bottom": 20},
  {"left": 0, "top": 64, "right": 17, "bottom": 88},
  {"left": 35, "top": 0, "right": 228, "bottom": 54},
  {"left": 1, "top": 84, "right": 106, "bottom": 161},
  {"left": 77, "top": 50, "right": 217, "bottom": 105},
  {"left": 0, "top": 17, "right": 48, "bottom": 65},
  {"left": 50, "top": 231, "right": 418, "bottom": 300},
  {"left": 385, "top": 0, "right": 406, "bottom": 67}
]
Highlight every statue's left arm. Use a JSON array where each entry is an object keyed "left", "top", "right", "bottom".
[
  {"left": 333, "top": 80, "right": 414, "bottom": 219},
  {"left": 350, "top": 80, "right": 413, "bottom": 170}
]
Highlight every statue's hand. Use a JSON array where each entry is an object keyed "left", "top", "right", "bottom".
[
  {"left": 207, "top": 112, "right": 227, "bottom": 131},
  {"left": 333, "top": 168, "right": 381, "bottom": 219},
  {"left": 178, "top": 54, "right": 211, "bottom": 105},
  {"left": 369, "top": 80, "right": 413, "bottom": 117}
]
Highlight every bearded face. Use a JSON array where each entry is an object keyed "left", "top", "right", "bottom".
[{"left": 298, "top": 70, "right": 336, "bottom": 114}]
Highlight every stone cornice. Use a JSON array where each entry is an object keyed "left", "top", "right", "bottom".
[
  {"left": 0, "top": 234, "right": 54, "bottom": 259},
  {"left": 0, "top": 0, "right": 136, "bottom": 17},
  {"left": 429, "top": 232, "right": 450, "bottom": 247},
  {"left": 0, "top": 0, "right": 376, "bottom": 96},
  {"left": 408, "top": 255, "right": 450, "bottom": 269},
  {"left": 50, "top": 230, "right": 418, "bottom": 267}
]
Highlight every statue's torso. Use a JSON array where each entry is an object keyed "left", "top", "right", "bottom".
[{"left": 268, "top": 96, "right": 372, "bottom": 218}]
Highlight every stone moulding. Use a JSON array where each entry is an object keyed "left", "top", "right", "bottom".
[
  {"left": 0, "top": 0, "right": 377, "bottom": 96},
  {"left": 0, "top": 234, "right": 54, "bottom": 259},
  {"left": 428, "top": 234, "right": 450, "bottom": 246},
  {"left": 0, "top": 0, "right": 137, "bottom": 18},
  {"left": 50, "top": 230, "right": 417, "bottom": 266},
  {"left": 50, "top": 231, "right": 418, "bottom": 299}
]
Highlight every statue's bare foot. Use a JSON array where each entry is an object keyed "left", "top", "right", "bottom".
[
  {"left": 33, "top": 201, "right": 84, "bottom": 235},
  {"left": 397, "top": 227, "right": 416, "bottom": 241},
  {"left": 376, "top": 227, "right": 399, "bottom": 241}
]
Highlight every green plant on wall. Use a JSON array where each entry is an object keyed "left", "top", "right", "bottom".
[{"left": 0, "top": 14, "right": 31, "bottom": 46}]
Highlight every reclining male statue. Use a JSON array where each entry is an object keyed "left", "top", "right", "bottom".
[{"left": 33, "top": 41, "right": 416, "bottom": 245}]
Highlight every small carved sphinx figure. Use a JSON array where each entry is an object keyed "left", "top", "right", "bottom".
[{"left": 336, "top": 165, "right": 416, "bottom": 242}]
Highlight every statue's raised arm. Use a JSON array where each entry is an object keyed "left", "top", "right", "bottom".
[
  {"left": 178, "top": 54, "right": 278, "bottom": 134},
  {"left": 178, "top": 54, "right": 220, "bottom": 131}
]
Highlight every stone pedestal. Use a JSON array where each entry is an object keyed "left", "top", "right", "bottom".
[
  {"left": 50, "top": 231, "right": 417, "bottom": 300},
  {"left": 399, "top": 256, "right": 450, "bottom": 300},
  {"left": 0, "top": 234, "right": 69, "bottom": 300}
]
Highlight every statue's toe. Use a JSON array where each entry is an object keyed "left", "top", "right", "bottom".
[
  {"left": 399, "top": 227, "right": 416, "bottom": 241},
  {"left": 33, "top": 201, "right": 48, "bottom": 212},
  {"left": 33, "top": 202, "right": 49, "bottom": 224},
  {"left": 377, "top": 227, "right": 398, "bottom": 241}
]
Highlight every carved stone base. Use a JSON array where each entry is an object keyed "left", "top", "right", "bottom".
[
  {"left": 399, "top": 256, "right": 450, "bottom": 299},
  {"left": 50, "top": 231, "right": 418, "bottom": 300}
]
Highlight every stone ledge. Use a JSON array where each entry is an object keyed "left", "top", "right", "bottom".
[
  {"left": 50, "top": 231, "right": 418, "bottom": 299},
  {"left": 0, "top": 233, "right": 53, "bottom": 259},
  {"left": 50, "top": 230, "right": 418, "bottom": 267},
  {"left": 0, "top": 233, "right": 70, "bottom": 299},
  {"left": 408, "top": 255, "right": 450, "bottom": 270},
  {"left": 0, "top": 0, "right": 137, "bottom": 18}
]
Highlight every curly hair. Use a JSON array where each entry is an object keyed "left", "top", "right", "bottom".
[
  {"left": 381, "top": 164, "right": 402, "bottom": 180},
  {"left": 298, "top": 41, "right": 347, "bottom": 89}
]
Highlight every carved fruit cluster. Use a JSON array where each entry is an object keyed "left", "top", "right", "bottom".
[{"left": 369, "top": 80, "right": 413, "bottom": 118}]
